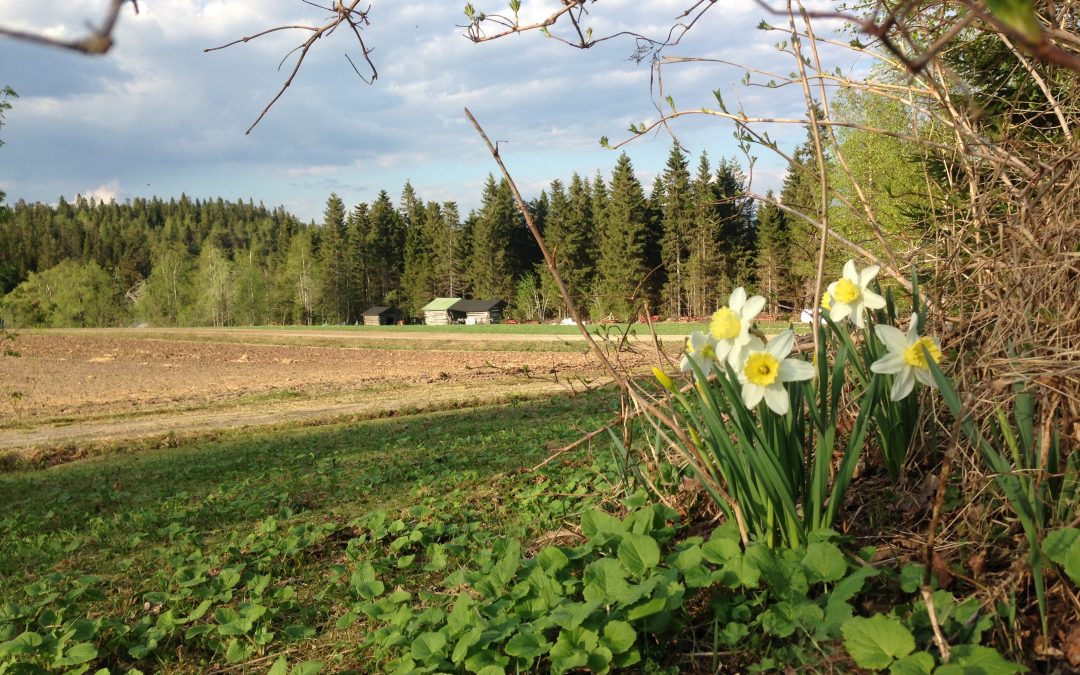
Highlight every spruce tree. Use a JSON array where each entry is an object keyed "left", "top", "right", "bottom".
[
  {"left": 660, "top": 145, "right": 693, "bottom": 317},
  {"left": 467, "top": 175, "right": 515, "bottom": 301},
  {"left": 686, "top": 151, "right": 721, "bottom": 316},
  {"left": 317, "top": 193, "right": 347, "bottom": 323},
  {"left": 754, "top": 191, "right": 789, "bottom": 314},
  {"left": 594, "top": 153, "right": 649, "bottom": 321}
]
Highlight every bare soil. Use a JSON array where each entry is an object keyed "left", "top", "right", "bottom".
[{"left": 0, "top": 328, "right": 632, "bottom": 454}]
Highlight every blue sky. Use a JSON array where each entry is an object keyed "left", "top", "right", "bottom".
[{"left": 0, "top": 0, "right": 844, "bottom": 223}]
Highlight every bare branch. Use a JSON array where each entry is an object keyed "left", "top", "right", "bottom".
[{"left": 206, "top": 0, "right": 378, "bottom": 134}]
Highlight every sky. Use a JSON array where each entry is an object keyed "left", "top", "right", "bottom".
[{"left": 0, "top": 0, "right": 853, "bottom": 223}]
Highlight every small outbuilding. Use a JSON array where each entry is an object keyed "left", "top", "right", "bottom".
[
  {"left": 362, "top": 306, "right": 401, "bottom": 326},
  {"left": 449, "top": 299, "right": 506, "bottom": 325},
  {"left": 421, "top": 297, "right": 462, "bottom": 325}
]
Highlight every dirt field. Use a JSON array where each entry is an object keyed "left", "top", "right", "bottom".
[{"left": 0, "top": 328, "right": 661, "bottom": 455}]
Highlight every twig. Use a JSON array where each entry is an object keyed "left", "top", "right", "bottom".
[
  {"left": 205, "top": 1, "right": 378, "bottom": 134},
  {"left": 529, "top": 415, "right": 625, "bottom": 472}
]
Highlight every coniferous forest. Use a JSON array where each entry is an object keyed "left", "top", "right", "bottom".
[{"left": 0, "top": 146, "right": 841, "bottom": 328}]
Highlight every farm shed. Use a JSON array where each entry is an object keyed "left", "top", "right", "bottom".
[
  {"left": 449, "top": 299, "right": 506, "bottom": 325},
  {"left": 421, "top": 298, "right": 462, "bottom": 325},
  {"left": 361, "top": 306, "right": 401, "bottom": 326}
]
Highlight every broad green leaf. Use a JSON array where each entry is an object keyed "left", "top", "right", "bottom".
[
  {"left": 702, "top": 536, "right": 741, "bottom": 564},
  {"left": 842, "top": 615, "right": 915, "bottom": 670},
  {"left": 55, "top": 642, "right": 97, "bottom": 666},
  {"left": 537, "top": 547, "right": 569, "bottom": 574},
  {"left": 601, "top": 620, "right": 636, "bottom": 654},
  {"left": 289, "top": 661, "right": 324, "bottom": 675},
  {"left": 667, "top": 543, "right": 704, "bottom": 571},
  {"left": 505, "top": 629, "right": 549, "bottom": 659},
  {"left": 410, "top": 631, "right": 447, "bottom": 662},
  {"left": 625, "top": 596, "right": 666, "bottom": 620},
  {"left": 936, "top": 645, "right": 1027, "bottom": 674},
  {"left": 618, "top": 532, "right": 660, "bottom": 577},
  {"left": 583, "top": 558, "right": 629, "bottom": 604},
  {"left": 889, "top": 652, "right": 935, "bottom": 675},
  {"left": 580, "top": 510, "right": 625, "bottom": 547},
  {"left": 802, "top": 541, "right": 847, "bottom": 583},
  {"left": 1043, "top": 527, "right": 1080, "bottom": 585},
  {"left": 550, "top": 600, "right": 600, "bottom": 630},
  {"left": 463, "top": 650, "right": 509, "bottom": 672},
  {"left": 268, "top": 657, "right": 288, "bottom": 675},
  {"left": 549, "top": 626, "right": 597, "bottom": 675}
]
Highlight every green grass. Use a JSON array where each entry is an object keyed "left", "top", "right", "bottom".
[{"left": 0, "top": 390, "right": 623, "bottom": 672}]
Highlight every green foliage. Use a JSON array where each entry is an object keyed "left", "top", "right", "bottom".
[{"left": 0, "top": 259, "right": 124, "bottom": 327}]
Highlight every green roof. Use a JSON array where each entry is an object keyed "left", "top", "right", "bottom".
[{"left": 421, "top": 297, "right": 461, "bottom": 311}]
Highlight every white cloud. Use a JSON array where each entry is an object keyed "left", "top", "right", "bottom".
[{"left": 81, "top": 180, "right": 121, "bottom": 203}]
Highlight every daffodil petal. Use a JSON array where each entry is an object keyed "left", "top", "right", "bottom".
[
  {"left": 875, "top": 324, "right": 908, "bottom": 354},
  {"left": 859, "top": 264, "right": 880, "bottom": 287},
  {"left": 851, "top": 306, "right": 867, "bottom": 329},
  {"left": 763, "top": 385, "right": 790, "bottom": 415},
  {"left": 830, "top": 304, "right": 852, "bottom": 323},
  {"left": 741, "top": 295, "right": 766, "bottom": 321},
  {"left": 906, "top": 313, "right": 920, "bottom": 341},
  {"left": 870, "top": 352, "right": 906, "bottom": 375},
  {"left": 843, "top": 259, "right": 858, "bottom": 282},
  {"left": 779, "top": 358, "right": 815, "bottom": 382},
  {"left": 766, "top": 330, "right": 795, "bottom": 359},
  {"left": 863, "top": 289, "right": 886, "bottom": 310},
  {"left": 742, "top": 382, "right": 765, "bottom": 408},
  {"left": 891, "top": 367, "right": 915, "bottom": 400},
  {"left": 680, "top": 354, "right": 693, "bottom": 372},
  {"left": 729, "top": 286, "right": 747, "bottom": 312},
  {"left": 913, "top": 366, "right": 934, "bottom": 386}
]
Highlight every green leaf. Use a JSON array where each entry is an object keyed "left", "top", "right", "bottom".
[
  {"left": 601, "top": 620, "right": 636, "bottom": 654},
  {"left": 982, "top": 0, "right": 1043, "bottom": 43},
  {"left": 702, "top": 536, "right": 741, "bottom": 564},
  {"left": 581, "top": 510, "right": 625, "bottom": 547},
  {"left": 842, "top": 615, "right": 915, "bottom": 670},
  {"left": 505, "top": 629, "right": 549, "bottom": 659},
  {"left": 537, "top": 547, "right": 569, "bottom": 574},
  {"left": 1043, "top": 527, "right": 1080, "bottom": 585},
  {"left": 583, "top": 558, "right": 629, "bottom": 604},
  {"left": 56, "top": 642, "right": 97, "bottom": 666},
  {"left": 802, "top": 541, "right": 847, "bottom": 583},
  {"left": 268, "top": 657, "right": 288, "bottom": 675},
  {"left": 618, "top": 532, "right": 660, "bottom": 577},
  {"left": 936, "top": 645, "right": 1027, "bottom": 674},
  {"left": 410, "top": 631, "right": 447, "bottom": 663},
  {"left": 289, "top": 661, "right": 324, "bottom": 675},
  {"left": 889, "top": 652, "right": 935, "bottom": 675}
]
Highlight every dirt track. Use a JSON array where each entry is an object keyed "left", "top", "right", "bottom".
[{"left": 0, "top": 329, "right": 631, "bottom": 454}]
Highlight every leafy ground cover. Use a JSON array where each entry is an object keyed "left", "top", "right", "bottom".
[
  {"left": 1, "top": 382, "right": 1043, "bottom": 674},
  {"left": 0, "top": 390, "right": 625, "bottom": 672}
]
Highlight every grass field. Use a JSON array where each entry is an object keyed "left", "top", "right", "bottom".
[{"left": 0, "top": 391, "right": 627, "bottom": 672}]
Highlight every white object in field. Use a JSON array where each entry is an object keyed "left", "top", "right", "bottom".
[{"left": 799, "top": 309, "right": 825, "bottom": 324}]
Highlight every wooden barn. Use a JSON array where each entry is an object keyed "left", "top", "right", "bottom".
[
  {"left": 421, "top": 298, "right": 461, "bottom": 325},
  {"left": 361, "top": 306, "right": 401, "bottom": 326},
  {"left": 449, "top": 299, "right": 506, "bottom": 325}
]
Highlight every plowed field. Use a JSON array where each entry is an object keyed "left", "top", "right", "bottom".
[{"left": 0, "top": 327, "right": 668, "bottom": 455}]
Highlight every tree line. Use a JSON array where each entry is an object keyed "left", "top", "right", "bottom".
[{"left": 0, "top": 143, "right": 852, "bottom": 328}]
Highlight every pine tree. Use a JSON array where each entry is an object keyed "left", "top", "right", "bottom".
[
  {"left": 754, "top": 191, "right": 789, "bottom": 314},
  {"left": 660, "top": 145, "right": 693, "bottom": 316},
  {"left": 467, "top": 175, "right": 516, "bottom": 300},
  {"left": 346, "top": 202, "right": 371, "bottom": 312},
  {"left": 317, "top": 193, "right": 348, "bottom": 322},
  {"left": 401, "top": 183, "right": 435, "bottom": 314},
  {"left": 539, "top": 177, "right": 595, "bottom": 317},
  {"left": 594, "top": 153, "right": 649, "bottom": 321},
  {"left": 686, "top": 151, "right": 721, "bottom": 317},
  {"left": 367, "top": 190, "right": 406, "bottom": 305},
  {"left": 714, "top": 157, "right": 756, "bottom": 293}
]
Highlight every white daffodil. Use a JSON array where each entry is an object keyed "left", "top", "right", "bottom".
[
  {"left": 734, "top": 330, "right": 815, "bottom": 415},
  {"left": 826, "top": 259, "right": 886, "bottom": 329},
  {"left": 680, "top": 331, "right": 719, "bottom": 378},
  {"left": 709, "top": 287, "right": 766, "bottom": 366},
  {"left": 870, "top": 313, "right": 942, "bottom": 400}
]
